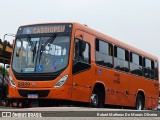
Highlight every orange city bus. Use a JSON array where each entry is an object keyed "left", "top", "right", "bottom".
[{"left": 8, "top": 22, "right": 159, "bottom": 110}]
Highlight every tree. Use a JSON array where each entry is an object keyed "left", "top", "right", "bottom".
[{"left": 0, "top": 65, "right": 9, "bottom": 75}]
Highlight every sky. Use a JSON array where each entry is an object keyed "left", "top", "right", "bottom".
[{"left": 0, "top": 0, "right": 160, "bottom": 61}]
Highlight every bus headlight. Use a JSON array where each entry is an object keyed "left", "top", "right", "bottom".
[
  {"left": 9, "top": 75, "right": 16, "bottom": 87},
  {"left": 54, "top": 75, "right": 68, "bottom": 88}
]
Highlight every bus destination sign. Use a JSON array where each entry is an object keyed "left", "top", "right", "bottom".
[{"left": 17, "top": 24, "right": 72, "bottom": 35}]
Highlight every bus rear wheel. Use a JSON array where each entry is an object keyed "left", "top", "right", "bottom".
[
  {"left": 136, "top": 94, "right": 144, "bottom": 110},
  {"left": 90, "top": 87, "right": 104, "bottom": 108}
]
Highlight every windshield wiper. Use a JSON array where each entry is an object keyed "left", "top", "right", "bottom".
[
  {"left": 39, "top": 34, "right": 57, "bottom": 62},
  {"left": 26, "top": 35, "right": 34, "bottom": 51},
  {"left": 26, "top": 35, "right": 37, "bottom": 62}
]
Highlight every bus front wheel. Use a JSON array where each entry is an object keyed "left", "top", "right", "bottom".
[{"left": 90, "top": 87, "right": 104, "bottom": 108}]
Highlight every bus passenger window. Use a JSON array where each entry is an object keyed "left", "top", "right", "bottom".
[
  {"left": 114, "top": 46, "right": 129, "bottom": 72},
  {"left": 130, "top": 53, "right": 143, "bottom": 76},
  {"left": 143, "top": 58, "right": 154, "bottom": 79},
  {"left": 154, "top": 62, "right": 158, "bottom": 81},
  {"left": 95, "top": 39, "right": 113, "bottom": 68}
]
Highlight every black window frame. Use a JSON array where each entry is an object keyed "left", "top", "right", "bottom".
[
  {"left": 130, "top": 52, "right": 143, "bottom": 76},
  {"left": 143, "top": 57, "right": 155, "bottom": 80},
  {"left": 114, "top": 46, "right": 129, "bottom": 72},
  {"left": 95, "top": 38, "right": 113, "bottom": 68},
  {"left": 154, "top": 61, "right": 159, "bottom": 81},
  {"left": 94, "top": 38, "right": 159, "bottom": 80}
]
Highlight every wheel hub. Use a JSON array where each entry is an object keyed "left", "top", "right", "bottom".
[{"left": 91, "top": 94, "right": 98, "bottom": 107}]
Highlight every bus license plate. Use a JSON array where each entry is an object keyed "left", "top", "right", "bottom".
[{"left": 28, "top": 94, "right": 38, "bottom": 99}]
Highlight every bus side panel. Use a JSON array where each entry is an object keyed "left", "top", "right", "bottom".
[
  {"left": 128, "top": 75, "right": 142, "bottom": 107},
  {"left": 114, "top": 71, "right": 130, "bottom": 106}
]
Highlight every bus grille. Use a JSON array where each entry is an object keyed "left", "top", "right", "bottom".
[{"left": 18, "top": 90, "right": 50, "bottom": 98}]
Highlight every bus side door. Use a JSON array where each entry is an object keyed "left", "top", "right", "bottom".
[{"left": 72, "top": 30, "right": 93, "bottom": 102}]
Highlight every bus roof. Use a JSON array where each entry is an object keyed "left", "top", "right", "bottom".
[{"left": 19, "top": 22, "right": 158, "bottom": 61}]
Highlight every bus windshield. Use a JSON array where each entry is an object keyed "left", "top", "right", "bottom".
[{"left": 12, "top": 35, "right": 70, "bottom": 73}]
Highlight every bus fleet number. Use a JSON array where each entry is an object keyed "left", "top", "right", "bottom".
[{"left": 18, "top": 82, "right": 30, "bottom": 88}]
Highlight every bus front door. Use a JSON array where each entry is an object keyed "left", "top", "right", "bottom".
[{"left": 71, "top": 31, "right": 92, "bottom": 103}]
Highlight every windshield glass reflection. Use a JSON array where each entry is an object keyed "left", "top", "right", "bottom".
[{"left": 12, "top": 36, "right": 70, "bottom": 73}]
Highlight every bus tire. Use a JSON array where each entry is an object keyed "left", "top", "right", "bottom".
[
  {"left": 90, "top": 87, "right": 104, "bottom": 108},
  {"left": 135, "top": 94, "right": 144, "bottom": 110}
]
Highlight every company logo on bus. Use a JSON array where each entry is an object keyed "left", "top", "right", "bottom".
[
  {"left": 32, "top": 83, "right": 36, "bottom": 88},
  {"left": 26, "top": 28, "right": 32, "bottom": 34}
]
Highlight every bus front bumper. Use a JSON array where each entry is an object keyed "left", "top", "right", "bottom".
[{"left": 8, "top": 85, "right": 72, "bottom": 100}]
